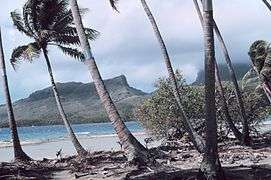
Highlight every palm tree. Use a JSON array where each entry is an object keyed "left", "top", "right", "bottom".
[
  {"left": 262, "top": 0, "right": 271, "bottom": 11},
  {"left": 69, "top": 0, "right": 151, "bottom": 164},
  {"left": 193, "top": 0, "right": 243, "bottom": 143},
  {"left": 10, "top": 0, "right": 98, "bottom": 156},
  {"left": 139, "top": 0, "right": 204, "bottom": 152},
  {"left": 214, "top": 62, "right": 243, "bottom": 141},
  {"left": 200, "top": 0, "right": 224, "bottom": 179},
  {"left": 193, "top": 0, "right": 250, "bottom": 145},
  {"left": 248, "top": 40, "right": 271, "bottom": 103},
  {"left": 0, "top": 28, "right": 31, "bottom": 161}
]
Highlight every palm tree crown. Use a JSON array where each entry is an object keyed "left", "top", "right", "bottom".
[{"left": 10, "top": 0, "right": 98, "bottom": 65}]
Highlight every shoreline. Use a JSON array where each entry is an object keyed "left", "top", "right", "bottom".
[
  {"left": 0, "top": 131, "right": 147, "bottom": 149},
  {"left": 0, "top": 132, "right": 159, "bottom": 162},
  {"left": 1, "top": 122, "right": 270, "bottom": 163},
  {"left": 0, "top": 119, "right": 137, "bottom": 129}
]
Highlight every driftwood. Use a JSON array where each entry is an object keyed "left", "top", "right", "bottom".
[{"left": 1, "top": 141, "right": 271, "bottom": 180}]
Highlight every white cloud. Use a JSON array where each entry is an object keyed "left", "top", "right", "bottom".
[{"left": 0, "top": 0, "right": 270, "bottom": 103}]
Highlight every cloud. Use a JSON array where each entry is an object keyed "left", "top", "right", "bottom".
[{"left": 0, "top": 0, "right": 270, "bottom": 103}]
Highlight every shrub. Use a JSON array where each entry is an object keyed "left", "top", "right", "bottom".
[{"left": 135, "top": 71, "right": 271, "bottom": 140}]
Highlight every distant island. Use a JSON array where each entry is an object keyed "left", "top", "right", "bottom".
[
  {"left": 0, "top": 63, "right": 252, "bottom": 127},
  {"left": 193, "top": 63, "right": 251, "bottom": 85},
  {"left": 0, "top": 75, "right": 149, "bottom": 127}
]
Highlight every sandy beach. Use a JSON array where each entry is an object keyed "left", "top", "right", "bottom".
[
  {"left": 1, "top": 122, "right": 270, "bottom": 163},
  {"left": 0, "top": 132, "right": 160, "bottom": 162}
]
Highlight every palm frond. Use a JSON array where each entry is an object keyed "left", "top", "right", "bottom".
[
  {"left": 39, "top": 0, "right": 69, "bottom": 29},
  {"left": 23, "top": 0, "right": 40, "bottom": 35},
  {"left": 50, "top": 27, "right": 99, "bottom": 45},
  {"left": 57, "top": 45, "right": 84, "bottom": 60},
  {"left": 53, "top": 35, "right": 81, "bottom": 45},
  {"left": 10, "top": 11, "right": 33, "bottom": 37},
  {"left": 84, "top": 28, "right": 100, "bottom": 40},
  {"left": 52, "top": 8, "right": 89, "bottom": 31},
  {"left": 61, "top": 27, "right": 99, "bottom": 40},
  {"left": 11, "top": 42, "right": 41, "bottom": 68},
  {"left": 12, "top": 0, "right": 97, "bottom": 63}
]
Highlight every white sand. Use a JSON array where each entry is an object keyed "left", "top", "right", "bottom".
[
  {"left": 2, "top": 123, "right": 270, "bottom": 163},
  {"left": 0, "top": 132, "right": 160, "bottom": 162}
]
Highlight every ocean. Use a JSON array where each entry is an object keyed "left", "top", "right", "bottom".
[
  {"left": 1, "top": 120, "right": 270, "bottom": 162},
  {"left": 0, "top": 121, "right": 144, "bottom": 148}
]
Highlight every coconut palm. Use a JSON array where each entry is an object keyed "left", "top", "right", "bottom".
[
  {"left": 0, "top": 28, "right": 31, "bottom": 161},
  {"left": 193, "top": 0, "right": 243, "bottom": 143},
  {"left": 215, "top": 62, "right": 243, "bottom": 141},
  {"left": 139, "top": 0, "right": 205, "bottom": 152},
  {"left": 193, "top": 0, "right": 250, "bottom": 145},
  {"left": 249, "top": 40, "right": 271, "bottom": 103},
  {"left": 200, "top": 0, "right": 225, "bottom": 179},
  {"left": 69, "top": 0, "right": 151, "bottom": 164},
  {"left": 10, "top": 0, "right": 98, "bottom": 156}
]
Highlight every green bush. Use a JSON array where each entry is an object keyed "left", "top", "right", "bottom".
[{"left": 135, "top": 71, "right": 271, "bottom": 140}]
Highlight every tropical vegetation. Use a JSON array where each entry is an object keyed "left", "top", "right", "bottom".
[
  {"left": 135, "top": 71, "right": 270, "bottom": 140},
  {"left": 10, "top": 0, "right": 99, "bottom": 156},
  {"left": 0, "top": 0, "right": 270, "bottom": 179}
]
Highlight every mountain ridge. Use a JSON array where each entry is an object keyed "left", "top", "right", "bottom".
[
  {"left": 193, "top": 63, "right": 252, "bottom": 85},
  {"left": 0, "top": 75, "right": 149, "bottom": 127}
]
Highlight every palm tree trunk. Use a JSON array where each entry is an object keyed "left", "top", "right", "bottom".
[
  {"left": 140, "top": 0, "right": 205, "bottom": 153},
  {"left": 194, "top": 0, "right": 250, "bottom": 146},
  {"left": 263, "top": 82, "right": 271, "bottom": 103},
  {"left": 0, "top": 28, "right": 31, "bottom": 161},
  {"left": 193, "top": 0, "right": 243, "bottom": 143},
  {"left": 213, "top": 22, "right": 250, "bottom": 146},
  {"left": 42, "top": 48, "right": 87, "bottom": 157},
  {"left": 69, "top": 0, "right": 150, "bottom": 164},
  {"left": 215, "top": 62, "right": 243, "bottom": 141},
  {"left": 262, "top": 0, "right": 271, "bottom": 11},
  {"left": 200, "top": 1, "right": 225, "bottom": 179}
]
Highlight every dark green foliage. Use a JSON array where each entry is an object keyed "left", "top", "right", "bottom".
[
  {"left": 135, "top": 71, "right": 205, "bottom": 139},
  {"left": 249, "top": 40, "right": 271, "bottom": 83},
  {"left": 216, "top": 82, "right": 270, "bottom": 137},
  {"left": 10, "top": 0, "right": 99, "bottom": 66},
  {"left": 135, "top": 71, "right": 271, "bottom": 139}
]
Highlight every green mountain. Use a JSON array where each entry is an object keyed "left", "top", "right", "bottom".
[{"left": 0, "top": 75, "right": 149, "bottom": 127}]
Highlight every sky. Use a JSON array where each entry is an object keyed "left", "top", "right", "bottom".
[{"left": 0, "top": 0, "right": 270, "bottom": 103}]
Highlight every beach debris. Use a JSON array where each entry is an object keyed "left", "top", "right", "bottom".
[
  {"left": 56, "top": 148, "right": 63, "bottom": 159},
  {"left": 167, "top": 127, "right": 182, "bottom": 141},
  {"left": 117, "top": 141, "right": 123, "bottom": 151},
  {"left": 74, "top": 172, "right": 89, "bottom": 178},
  {"left": 1, "top": 136, "right": 271, "bottom": 179},
  {"left": 144, "top": 137, "right": 153, "bottom": 149}
]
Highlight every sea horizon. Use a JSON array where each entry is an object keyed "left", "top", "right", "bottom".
[{"left": 0, "top": 121, "right": 145, "bottom": 149}]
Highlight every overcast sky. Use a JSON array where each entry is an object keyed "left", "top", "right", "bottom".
[{"left": 0, "top": 0, "right": 270, "bottom": 103}]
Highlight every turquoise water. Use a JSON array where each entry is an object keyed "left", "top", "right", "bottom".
[{"left": 0, "top": 121, "right": 144, "bottom": 146}]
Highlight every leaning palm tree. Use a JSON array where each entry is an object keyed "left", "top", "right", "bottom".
[
  {"left": 194, "top": 0, "right": 250, "bottom": 145},
  {"left": 69, "top": 0, "right": 151, "bottom": 164},
  {"left": 262, "top": 0, "right": 271, "bottom": 11},
  {"left": 215, "top": 62, "right": 243, "bottom": 141},
  {"left": 139, "top": 0, "right": 204, "bottom": 152},
  {"left": 10, "top": 0, "right": 98, "bottom": 156},
  {"left": 0, "top": 28, "right": 31, "bottom": 161},
  {"left": 200, "top": 0, "right": 225, "bottom": 179},
  {"left": 193, "top": 0, "right": 243, "bottom": 143}
]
